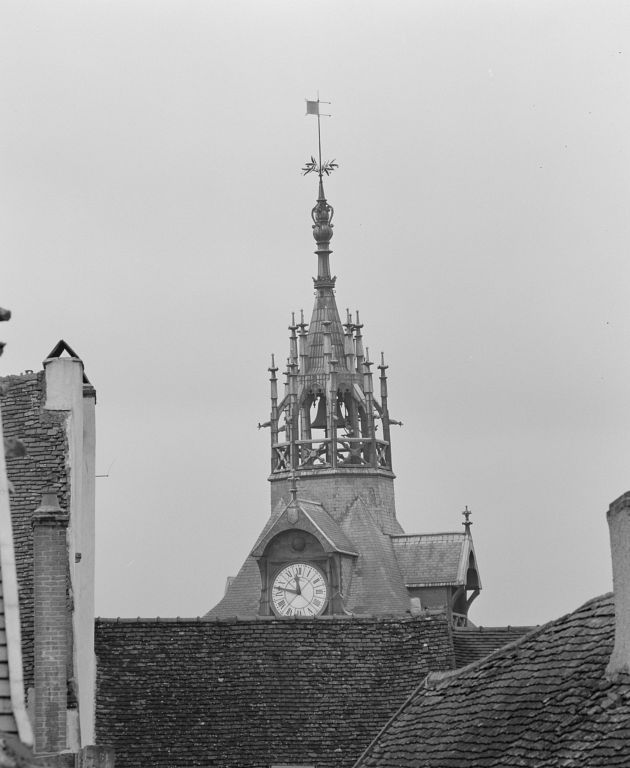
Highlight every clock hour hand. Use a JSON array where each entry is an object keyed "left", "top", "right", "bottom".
[{"left": 294, "top": 575, "right": 301, "bottom": 595}]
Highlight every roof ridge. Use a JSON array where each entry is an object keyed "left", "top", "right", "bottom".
[
  {"left": 428, "top": 591, "right": 613, "bottom": 688},
  {"left": 355, "top": 593, "right": 614, "bottom": 767},
  {"left": 453, "top": 624, "right": 537, "bottom": 633},
  {"left": 95, "top": 612, "right": 447, "bottom": 625},
  {"left": 297, "top": 498, "right": 325, "bottom": 507},
  {"left": 391, "top": 531, "right": 464, "bottom": 539}
]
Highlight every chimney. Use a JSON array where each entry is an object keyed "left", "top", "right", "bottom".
[
  {"left": 605, "top": 491, "right": 630, "bottom": 681},
  {"left": 32, "top": 490, "right": 69, "bottom": 753}
]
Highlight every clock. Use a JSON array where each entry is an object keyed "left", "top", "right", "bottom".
[{"left": 271, "top": 562, "right": 328, "bottom": 617}]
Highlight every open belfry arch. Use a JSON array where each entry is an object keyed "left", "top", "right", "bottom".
[{"left": 208, "top": 100, "right": 481, "bottom": 622}]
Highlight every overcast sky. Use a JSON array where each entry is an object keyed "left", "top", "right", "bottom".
[{"left": 2, "top": 0, "right": 629, "bottom": 627}]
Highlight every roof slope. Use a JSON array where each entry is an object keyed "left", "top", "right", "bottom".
[
  {"left": 0, "top": 373, "right": 69, "bottom": 691},
  {"left": 391, "top": 532, "right": 476, "bottom": 587},
  {"left": 0, "top": 380, "right": 34, "bottom": 745},
  {"left": 452, "top": 625, "right": 535, "bottom": 667},
  {"left": 305, "top": 290, "right": 347, "bottom": 373},
  {"left": 208, "top": 497, "right": 410, "bottom": 617},
  {"left": 356, "top": 593, "right": 630, "bottom": 768},
  {"left": 95, "top": 613, "right": 456, "bottom": 768},
  {"left": 342, "top": 500, "right": 410, "bottom": 614}
]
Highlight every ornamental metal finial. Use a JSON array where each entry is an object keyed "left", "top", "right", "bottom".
[
  {"left": 288, "top": 472, "right": 299, "bottom": 523},
  {"left": 303, "top": 96, "right": 338, "bottom": 180},
  {"left": 462, "top": 506, "right": 473, "bottom": 534},
  {"left": 303, "top": 96, "right": 338, "bottom": 247}
]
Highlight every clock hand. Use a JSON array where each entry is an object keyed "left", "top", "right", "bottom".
[{"left": 294, "top": 575, "right": 301, "bottom": 595}]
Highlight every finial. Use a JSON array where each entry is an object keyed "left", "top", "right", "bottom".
[
  {"left": 304, "top": 96, "right": 338, "bottom": 278},
  {"left": 269, "top": 353, "right": 278, "bottom": 373},
  {"left": 311, "top": 189, "right": 334, "bottom": 245},
  {"left": 289, "top": 313, "right": 299, "bottom": 364},
  {"left": 0, "top": 306, "right": 10, "bottom": 358},
  {"left": 303, "top": 97, "right": 336, "bottom": 180},
  {"left": 289, "top": 472, "right": 299, "bottom": 505},
  {"left": 344, "top": 309, "right": 354, "bottom": 333},
  {"left": 378, "top": 352, "right": 388, "bottom": 381},
  {"left": 462, "top": 506, "right": 473, "bottom": 534}
]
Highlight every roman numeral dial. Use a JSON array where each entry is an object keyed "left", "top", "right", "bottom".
[{"left": 271, "top": 562, "right": 329, "bottom": 617}]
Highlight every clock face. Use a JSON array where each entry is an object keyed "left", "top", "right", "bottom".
[{"left": 271, "top": 562, "right": 328, "bottom": 617}]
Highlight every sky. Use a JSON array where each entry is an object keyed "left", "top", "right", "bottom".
[{"left": 1, "top": 0, "right": 629, "bottom": 627}]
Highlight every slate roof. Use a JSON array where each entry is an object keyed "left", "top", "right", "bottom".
[
  {"left": 209, "top": 499, "right": 410, "bottom": 618},
  {"left": 356, "top": 593, "right": 630, "bottom": 768},
  {"left": 452, "top": 625, "right": 535, "bottom": 667},
  {"left": 305, "top": 289, "right": 348, "bottom": 374},
  {"left": 0, "top": 372, "right": 70, "bottom": 692},
  {"left": 300, "top": 499, "right": 359, "bottom": 555},
  {"left": 95, "top": 612, "right": 456, "bottom": 768},
  {"left": 250, "top": 498, "right": 359, "bottom": 558},
  {"left": 391, "top": 532, "right": 478, "bottom": 587},
  {"left": 0, "top": 381, "right": 35, "bottom": 747}
]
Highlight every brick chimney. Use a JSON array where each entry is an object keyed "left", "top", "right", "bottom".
[
  {"left": 605, "top": 490, "right": 630, "bottom": 681},
  {"left": 32, "top": 490, "right": 69, "bottom": 754}
]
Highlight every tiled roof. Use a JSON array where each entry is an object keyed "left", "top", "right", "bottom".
[
  {"left": 452, "top": 625, "right": 535, "bottom": 667},
  {"left": 208, "top": 498, "right": 410, "bottom": 618},
  {"left": 95, "top": 612, "right": 456, "bottom": 768},
  {"left": 300, "top": 499, "right": 358, "bottom": 555},
  {"left": 0, "top": 373, "right": 70, "bottom": 692},
  {"left": 206, "top": 553, "right": 261, "bottom": 618},
  {"left": 0, "top": 382, "right": 34, "bottom": 746},
  {"left": 342, "top": 500, "right": 409, "bottom": 615},
  {"left": 305, "top": 290, "right": 348, "bottom": 374},
  {"left": 391, "top": 532, "right": 477, "bottom": 587},
  {"left": 356, "top": 593, "right": 630, "bottom": 767},
  {"left": 250, "top": 498, "right": 359, "bottom": 559}
]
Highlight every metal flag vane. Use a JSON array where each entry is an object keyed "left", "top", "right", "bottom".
[{"left": 302, "top": 95, "right": 338, "bottom": 178}]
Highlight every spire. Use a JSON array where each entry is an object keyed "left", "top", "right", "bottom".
[
  {"left": 265, "top": 102, "right": 395, "bottom": 479},
  {"left": 301, "top": 100, "right": 345, "bottom": 374},
  {"left": 311, "top": 178, "right": 335, "bottom": 288},
  {"left": 303, "top": 96, "right": 338, "bottom": 291}
]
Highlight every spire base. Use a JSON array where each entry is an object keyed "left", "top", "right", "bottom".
[{"left": 313, "top": 275, "right": 337, "bottom": 290}]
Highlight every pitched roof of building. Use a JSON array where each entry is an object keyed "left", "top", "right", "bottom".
[
  {"left": 0, "top": 382, "right": 34, "bottom": 747},
  {"left": 342, "top": 500, "right": 410, "bottom": 615},
  {"left": 209, "top": 498, "right": 410, "bottom": 618},
  {"left": 301, "top": 499, "right": 359, "bottom": 554},
  {"left": 356, "top": 593, "right": 630, "bottom": 768},
  {"left": 0, "top": 372, "right": 70, "bottom": 692},
  {"left": 250, "top": 498, "right": 359, "bottom": 558},
  {"left": 95, "top": 612, "right": 456, "bottom": 768},
  {"left": 452, "top": 624, "right": 535, "bottom": 667},
  {"left": 390, "top": 532, "right": 479, "bottom": 587}
]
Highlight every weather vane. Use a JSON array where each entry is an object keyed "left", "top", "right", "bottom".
[{"left": 302, "top": 95, "right": 338, "bottom": 178}]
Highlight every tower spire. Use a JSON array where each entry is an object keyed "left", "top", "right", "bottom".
[
  {"left": 303, "top": 96, "right": 338, "bottom": 289},
  {"left": 265, "top": 101, "right": 395, "bottom": 481}
]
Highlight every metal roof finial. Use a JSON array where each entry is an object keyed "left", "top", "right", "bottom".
[
  {"left": 462, "top": 506, "right": 473, "bottom": 535},
  {"left": 289, "top": 472, "right": 299, "bottom": 506},
  {"left": 303, "top": 96, "right": 338, "bottom": 267}
]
